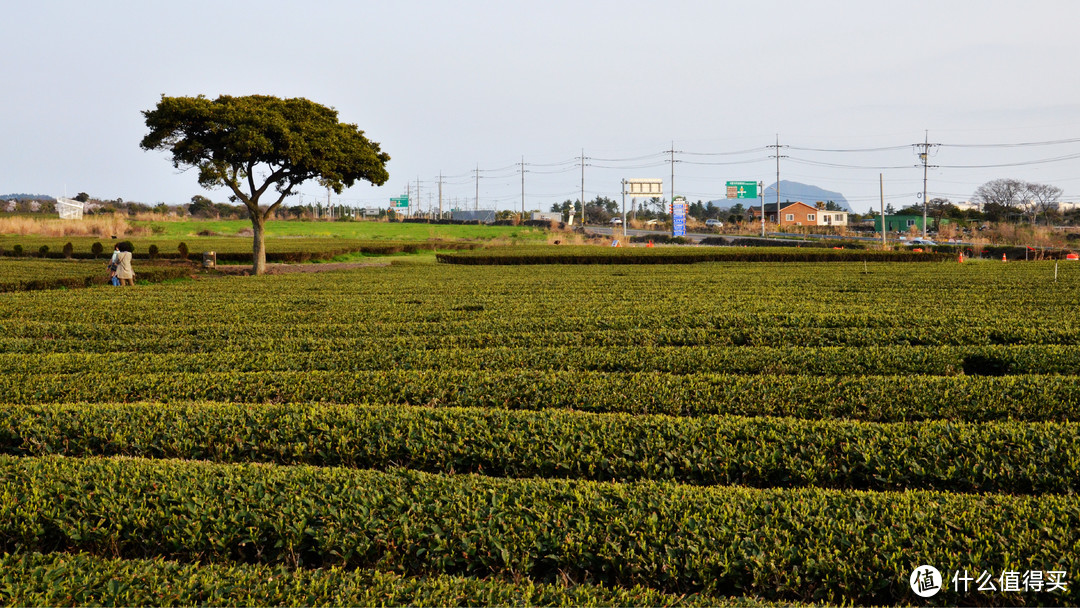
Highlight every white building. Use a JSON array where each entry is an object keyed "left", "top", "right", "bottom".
[{"left": 815, "top": 211, "right": 848, "bottom": 227}]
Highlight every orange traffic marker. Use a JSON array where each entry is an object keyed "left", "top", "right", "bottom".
[{"left": 1002, "top": 253, "right": 1007, "bottom": 262}]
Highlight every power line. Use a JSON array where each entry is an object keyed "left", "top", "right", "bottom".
[
  {"left": 681, "top": 157, "right": 773, "bottom": 166},
  {"left": 786, "top": 144, "right": 912, "bottom": 152},
  {"left": 786, "top": 157, "right": 914, "bottom": 170},
  {"left": 941, "top": 137, "right": 1080, "bottom": 148},
  {"left": 420, "top": 130, "right": 1080, "bottom": 214},
  {"left": 679, "top": 146, "right": 767, "bottom": 156},
  {"left": 589, "top": 152, "right": 666, "bottom": 162},
  {"left": 937, "top": 152, "right": 1080, "bottom": 168}
]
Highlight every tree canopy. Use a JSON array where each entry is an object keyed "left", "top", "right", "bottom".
[{"left": 141, "top": 94, "right": 390, "bottom": 273}]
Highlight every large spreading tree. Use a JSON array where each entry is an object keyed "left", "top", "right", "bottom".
[{"left": 141, "top": 94, "right": 390, "bottom": 274}]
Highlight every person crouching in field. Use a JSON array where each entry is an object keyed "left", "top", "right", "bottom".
[{"left": 115, "top": 244, "right": 135, "bottom": 286}]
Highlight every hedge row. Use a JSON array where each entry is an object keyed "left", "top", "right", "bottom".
[
  {"left": 436, "top": 247, "right": 952, "bottom": 265},
  {"left": 2, "top": 456, "right": 1076, "bottom": 605},
  {"left": 2, "top": 370, "right": 1079, "bottom": 422},
  {"left": 0, "top": 240, "right": 481, "bottom": 262},
  {"left": 0, "top": 552, "right": 731, "bottom": 607},
  {"left": 3, "top": 402, "right": 1078, "bottom": 494},
  {"left": 0, "top": 265, "right": 192, "bottom": 292},
  {"left": 5, "top": 322, "right": 1078, "bottom": 351},
  {"left": 3, "top": 344, "right": 1079, "bottom": 376},
  {"left": 722, "top": 237, "right": 870, "bottom": 249}
]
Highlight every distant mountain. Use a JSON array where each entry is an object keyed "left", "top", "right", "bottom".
[
  {"left": 708, "top": 181, "right": 850, "bottom": 212},
  {"left": 766, "top": 181, "right": 850, "bottom": 211}
]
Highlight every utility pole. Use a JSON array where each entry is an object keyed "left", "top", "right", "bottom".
[
  {"left": 880, "top": 173, "right": 886, "bottom": 248},
  {"left": 621, "top": 178, "right": 627, "bottom": 236},
  {"left": 767, "top": 135, "right": 787, "bottom": 229},
  {"left": 666, "top": 142, "right": 681, "bottom": 220},
  {"left": 670, "top": 143, "right": 675, "bottom": 206},
  {"left": 438, "top": 172, "right": 443, "bottom": 219},
  {"left": 759, "top": 181, "right": 765, "bottom": 238},
  {"left": 520, "top": 156, "right": 526, "bottom": 220},
  {"left": 416, "top": 177, "right": 421, "bottom": 219},
  {"left": 914, "top": 131, "right": 939, "bottom": 238},
  {"left": 474, "top": 164, "right": 479, "bottom": 211},
  {"left": 579, "top": 149, "right": 587, "bottom": 227}
]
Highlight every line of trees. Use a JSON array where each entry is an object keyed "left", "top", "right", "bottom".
[
  {"left": 550, "top": 197, "right": 755, "bottom": 224},
  {"left": 885, "top": 179, "right": 1070, "bottom": 226},
  {"left": 972, "top": 179, "right": 1063, "bottom": 225}
]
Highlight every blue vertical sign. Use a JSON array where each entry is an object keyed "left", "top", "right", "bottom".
[{"left": 672, "top": 196, "right": 687, "bottom": 237}]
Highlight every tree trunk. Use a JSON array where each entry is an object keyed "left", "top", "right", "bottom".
[{"left": 251, "top": 213, "right": 267, "bottom": 275}]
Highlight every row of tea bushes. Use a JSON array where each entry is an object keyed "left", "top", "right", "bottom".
[
  {"left": 2, "top": 455, "right": 1076, "bottom": 605},
  {"left": 3, "top": 260, "right": 1079, "bottom": 604},
  {"left": 2, "top": 369, "right": 1078, "bottom": 422},
  {"left": 0, "top": 261, "right": 192, "bottom": 292},
  {"left": 3, "top": 402, "right": 1078, "bottom": 494},
  {"left": 436, "top": 246, "right": 953, "bottom": 264},
  {"left": 0, "top": 235, "right": 482, "bottom": 257},
  {"left": 2, "top": 344, "right": 1079, "bottom": 375},
  {"left": 0, "top": 551, "right": 730, "bottom": 608}
]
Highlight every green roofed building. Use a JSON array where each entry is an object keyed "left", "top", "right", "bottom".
[{"left": 873, "top": 214, "right": 951, "bottom": 233}]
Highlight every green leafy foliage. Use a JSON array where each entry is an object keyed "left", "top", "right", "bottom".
[
  {"left": 3, "top": 370, "right": 1080, "bottom": 422},
  {"left": 2, "top": 402, "right": 1078, "bottom": 494},
  {"left": 140, "top": 95, "right": 390, "bottom": 196},
  {"left": 2, "top": 260, "right": 1080, "bottom": 605},
  {"left": 1, "top": 456, "right": 1077, "bottom": 606},
  {"left": 0, "top": 260, "right": 190, "bottom": 292},
  {"left": 140, "top": 94, "right": 392, "bottom": 273},
  {"left": 1, "top": 552, "right": 735, "bottom": 607},
  {"left": 437, "top": 246, "right": 953, "bottom": 264}
]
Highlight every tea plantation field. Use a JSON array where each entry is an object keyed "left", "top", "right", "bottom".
[{"left": 1, "top": 259, "right": 1078, "bottom": 605}]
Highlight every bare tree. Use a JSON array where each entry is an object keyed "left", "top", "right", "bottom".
[
  {"left": 1026, "top": 182, "right": 1063, "bottom": 225},
  {"left": 972, "top": 179, "right": 1026, "bottom": 213}
]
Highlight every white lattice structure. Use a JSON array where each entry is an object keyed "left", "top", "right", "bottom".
[{"left": 56, "top": 198, "right": 84, "bottom": 220}]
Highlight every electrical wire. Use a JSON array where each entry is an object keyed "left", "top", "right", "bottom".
[
  {"left": 528, "top": 166, "right": 580, "bottom": 175},
  {"left": 590, "top": 161, "right": 669, "bottom": 170},
  {"left": 786, "top": 144, "right": 912, "bottom": 152},
  {"left": 680, "top": 156, "right": 773, "bottom": 167},
  {"left": 937, "top": 152, "right": 1080, "bottom": 169},
  {"left": 787, "top": 157, "right": 915, "bottom": 170},
  {"left": 589, "top": 152, "right": 667, "bottom": 162},
  {"left": 405, "top": 131, "right": 1080, "bottom": 214},
  {"left": 678, "top": 147, "right": 767, "bottom": 156},
  {"left": 941, "top": 137, "right": 1080, "bottom": 148}
]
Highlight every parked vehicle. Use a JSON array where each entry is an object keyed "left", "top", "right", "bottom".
[
  {"left": 610, "top": 217, "right": 623, "bottom": 225},
  {"left": 705, "top": 219, "right": 724, "bottom": 228}
]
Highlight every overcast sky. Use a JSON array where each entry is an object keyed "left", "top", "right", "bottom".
[{"left": 4, "top": 0, "right": 1080, "bottom": 213}]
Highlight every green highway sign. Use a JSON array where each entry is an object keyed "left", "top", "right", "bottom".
[
  {"left": 726, "top": 181, "right": 758, "bottom": 199},
  {"left": 390, "top": 196, "right": 409, "bottom": 207}
]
